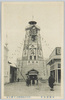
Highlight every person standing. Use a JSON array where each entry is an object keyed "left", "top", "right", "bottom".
[
  {"left": 48, "top": 73, "right": 55, "bottom": 91},
  {"left": 26, "top": 75, "right": 29, "bottom": 86},
  {"left": 32, "top": 76, "right": 35, "bottom": 85},
  {"left": 29, "top": 77, "right": 31, "bottom": 86},
  {"left": 37, "top": 79, "right": 38, "bottom": 85},
  {"left": 37, "top": 77, "right": 38, "bottom": 85},
  {"left": 18, "top": 78, "right": 19, "bottom": 82}
]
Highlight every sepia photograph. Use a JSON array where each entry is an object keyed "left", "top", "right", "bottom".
[{"left": 1, "top": 2, "right": 64, "bottom": 99}]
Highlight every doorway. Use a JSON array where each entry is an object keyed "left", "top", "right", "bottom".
[
  {"left": 58, "top": 70, "right": 61, "bottom": 83},
  {"left": 26, "top": 69, "right": 39, "bottom": 85},
  {"left": 29, "top": 75, "right": 37, "bottom": 85}
]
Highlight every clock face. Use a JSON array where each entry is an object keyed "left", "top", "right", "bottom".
[
  {"left": 31, "top": 27, "right": 36, "bottom": 35},
  {"left": 31, "top": 35, "right": 36, "bottom": 41}
]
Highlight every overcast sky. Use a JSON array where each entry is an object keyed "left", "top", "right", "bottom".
[{"left": 2, "top": 2, "right": 64, "bottom": 63}]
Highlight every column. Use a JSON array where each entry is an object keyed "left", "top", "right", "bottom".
[
  {"left": 36, "top": 48, "right": 38, "bottom": 62},
  {"left": 55, "top": 70, "right": 56, "bottom": 83},
  {"left": 57, "top": 69, "right": 58, "bottom": 83}
]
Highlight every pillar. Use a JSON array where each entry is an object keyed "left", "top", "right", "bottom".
[
  {"left": 57, "top": 69, "right": 58, "bottom": 83},
  {"left": 55, "top": 70, "right": 56, "bottom": 82}
]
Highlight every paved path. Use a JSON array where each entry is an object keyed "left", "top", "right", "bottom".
[{"left": 4, "top": 81, "right": 61, "bottom": 97}]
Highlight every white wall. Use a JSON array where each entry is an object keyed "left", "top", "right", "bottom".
[
  {"left": 46, "top": 65, "right": 50, "bottom": 79},
  {"left": 4, "top": 46, "right": 10, "bottom": 84}
]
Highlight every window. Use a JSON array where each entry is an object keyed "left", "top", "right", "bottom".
[
  {"left": 58, "top": 64, "right": 61, "bottom": 68},
  {"left": 30, "top": 56, "right": 32, "bottom": 60},
  {"left": 34, "top": 56, "right": 36, "bottom": 60}
]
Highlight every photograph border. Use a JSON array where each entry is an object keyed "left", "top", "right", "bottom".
[{"left": 0, "top": 0, "right": 65, "bottom": 100}]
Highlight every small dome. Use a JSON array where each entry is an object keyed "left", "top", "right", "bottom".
[
  {"left": 29, "top": 21, "right": 37, "bottom": 25},
  {"left": 25, "top": 21, "right": 40, "bottom": 30}
]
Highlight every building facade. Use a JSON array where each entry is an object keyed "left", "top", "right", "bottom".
[
  {"left": 4, "top": 45, "right": 10, "bottom": 84},
  {"left": 9, "top": 62, "right": 17, "bottom": 83},
  {"left": 21, "top": 21, "right": 46, "bottom": 81},
  {"left": 47, "top": 47, "right": 61, "bottom": 84},
  {"left": 4, "top": 45, "right": 18, "bottom": 84}
]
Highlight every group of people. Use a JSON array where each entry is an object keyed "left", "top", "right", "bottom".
[
  {"left": 26, "top": 76, "right": 38, "bottom": 86},
  {"left": 18, "top": 73, "right": 55, "bottom": 91},
  {"left": 26, "top": 73, "right": 55, "bottom": 91}
]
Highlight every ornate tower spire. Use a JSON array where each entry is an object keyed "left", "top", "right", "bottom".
[{"left": 22, "top": 21, "right": 44, "bottom": 80}]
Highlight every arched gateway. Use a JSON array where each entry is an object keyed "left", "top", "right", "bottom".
[{"left": 26, "top": 69, "right": 39, "bottom": 80}]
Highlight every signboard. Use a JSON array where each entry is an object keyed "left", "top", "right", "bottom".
[
  {"left": 29, "top": 71, "right": 38, "bottom": 75},
  {"left": 49, "top": 47, "right": 61, "bottom": 58},
  {"left": 56, "top": 47, "right": 61, "bottom": 55}
]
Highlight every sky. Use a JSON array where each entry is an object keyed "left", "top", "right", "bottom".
[{"left": 2, "top": 2, "right": 64, "bottom": 63}]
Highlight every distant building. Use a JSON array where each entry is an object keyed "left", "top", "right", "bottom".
[
  {"left": 4, "top": 45, "right": 18, "bottom": 84},
  {"left": 8, "top": 62, "right": 17, "bottom": 83},
  {"left": 21, "top": 21, "right": 46, "bottom": 81},
  {"left": 4, "top": 45, "right": 10, "bottom": 83},
  {"left": 47, "top": 47, "right": 61, "bottom": 84}
]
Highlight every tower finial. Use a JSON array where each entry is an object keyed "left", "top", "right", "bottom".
[{"left": 32, "top": 16, "right": 34, "bottom": 21}]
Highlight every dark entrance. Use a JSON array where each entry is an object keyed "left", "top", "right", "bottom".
[
  {"left": 26, "top": 69, "right": 39, "bottom": 85},
  {"left": 58, "top": 70, "right": 61, "bottom": 83},
  {"left": 10, "top": 66, "right": 17, "bottom": 83}
]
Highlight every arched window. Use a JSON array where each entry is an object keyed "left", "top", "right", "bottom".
[
  {"left": 30, "top": 56, "right": 32, "bottom": 60},
  {"left": 34, "top": 56, "right": 36, "bottom": 60}
]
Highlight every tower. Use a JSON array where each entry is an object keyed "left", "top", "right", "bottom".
[{"left": 22, "top": 21, "right": 44, "bottom": 80}]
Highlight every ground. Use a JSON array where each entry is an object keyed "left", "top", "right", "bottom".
[{"left": 4, "top": 81, "right": 61, "bottom": 98}]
